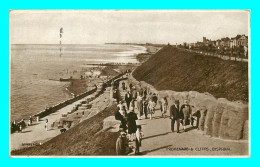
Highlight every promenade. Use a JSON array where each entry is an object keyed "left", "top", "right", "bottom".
[
  {"left": 11, "top": 85, "right": 112, "bottom": 151},
  {"left": 118, "top": 80, "right": 248, "bottom": 156},
  {"left": 11, "top": 74, "right": 248, "bottom": 156}
]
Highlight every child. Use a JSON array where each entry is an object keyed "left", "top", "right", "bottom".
[{"left": 135, "top": 125, "right": 144, "bottom": 155}]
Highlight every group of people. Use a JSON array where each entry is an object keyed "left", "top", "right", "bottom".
[
  {"left": 124, "top": 85, "right": 161, "bottom": 120},
  {"left": 115, "top": 106, "right": 144, "bottom": 155},
  {"left": 114, "top": 81, "right": 169, "bottom": 155},
  {"left": 11, "top": 116, "right": 34, "bottom": 133},
  {"left": 11, "top": 116, "right": 49, "bottom": 134},
  {"left": 114, "top": 81, "right": 200, "bottom": 155},
  {"left": 170, "top": 99, "right": 200, "bottom": 133}
]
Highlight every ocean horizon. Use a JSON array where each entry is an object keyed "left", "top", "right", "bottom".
[{"left": 11, "top": 44, "right": 147, "bottom": 121}]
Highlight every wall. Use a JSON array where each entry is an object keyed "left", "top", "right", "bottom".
[{"left": 128, "top": 73, "right": 248, "bottom": 140}]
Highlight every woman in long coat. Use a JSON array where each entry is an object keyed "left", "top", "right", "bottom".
[{"left": 127, "top": 107, "right": 138, "bottom": 141}]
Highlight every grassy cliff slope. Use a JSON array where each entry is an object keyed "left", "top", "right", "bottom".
[{"left": 133, "top": 46, "right": 248, "bottom": 102}]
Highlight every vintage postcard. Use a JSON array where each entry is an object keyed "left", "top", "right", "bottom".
[{"left": 10, "top": 10, "right": 250, "bottom": 157}]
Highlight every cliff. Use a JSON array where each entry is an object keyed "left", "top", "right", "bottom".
[{"left": 133, "top": 45, "right": 248, "bottom": 102}]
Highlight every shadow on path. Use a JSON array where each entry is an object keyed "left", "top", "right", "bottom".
[
  {"left": 21, "top": 130, "right": 32, "bottom": 133},
  {"left": 143, "top": 132, "right": 169, "bottom": 140},
  {"left": 141, "top": 145, "right": 172, "bottom": 155},
  {"left": 184, "top": 126, "right": 197, "bottom": 132},
  {"left": 28, "top": 123, "right": 40, "bottom": 127}
]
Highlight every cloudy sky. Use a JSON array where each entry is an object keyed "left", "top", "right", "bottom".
[{"left": 10, "top": 10, "right": 250, "bottom": 44}]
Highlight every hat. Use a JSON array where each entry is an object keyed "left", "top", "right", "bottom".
[{"left": 120, "top": 131, "right": 127, "bottom": 136}]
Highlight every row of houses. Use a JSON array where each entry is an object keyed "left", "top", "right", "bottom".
[{"left": 185, "top": 34, "right": 248, "bottom": 49}]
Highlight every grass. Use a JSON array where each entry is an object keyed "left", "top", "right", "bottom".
[
  {"left": 133, "top": 45, "right": 248, "bottom": 102},
  {"left": 11, "top": 104, "right": 119, "bottom": 156}
]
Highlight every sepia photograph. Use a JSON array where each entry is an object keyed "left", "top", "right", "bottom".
[{"left": 10, "top": 10, "right": 250, "bottom": 157}]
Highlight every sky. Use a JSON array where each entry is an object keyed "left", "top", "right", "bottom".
[{"left": 10, "top": 10, "right": 250, "bottom": 44}]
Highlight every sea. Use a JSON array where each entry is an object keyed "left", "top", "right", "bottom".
[{"left": 11, "top": 44, "right": 146, "bottom": 121}]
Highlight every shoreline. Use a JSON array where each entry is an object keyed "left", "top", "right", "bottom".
[
  {"left": 11, "top": 44, "right": 150, "bottom": 123},
  {"left": 11, "top": 72, "right": 126, "bottom": 151},
  {"left": 10, "top": 43, "right": 155, "bottom": 125}
]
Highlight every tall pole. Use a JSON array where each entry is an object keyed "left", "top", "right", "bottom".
[{"left": 60, "top": 27, "right": 63, "bottom": 57}]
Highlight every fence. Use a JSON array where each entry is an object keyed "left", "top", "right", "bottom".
[{"left": 179, "top": 48, "right": 248, "bottom": 62}]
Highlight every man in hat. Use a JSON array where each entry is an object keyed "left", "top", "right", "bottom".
[
  {"left": 131, "top": 87, "right": 137, "bottom": 110},
  {"left": 170, "top": 100, "right": 181, "bottom": 133},
  {"left": 125, "top": 90, "right": 132, "bottom": 110},
  {"left": 180, "top": 100, "right": 192, "bottom": 132}
]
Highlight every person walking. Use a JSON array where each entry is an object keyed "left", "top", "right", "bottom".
[
  {"left": 131, "top": 87, "right": 137, "bottom": 110},
  {"left": 148, "top": 98, "right": 155, "bottom": 120},
  {"left": 121, "top": 105, "right": 128, "bottom": 119},
  {"left": 143, "top": 99, "right": 148, "bottom": 119},
  {"left": 136, "top": 93, "right": 143, "bottom": 119},
  {"left": 113, "top": 88, "right": 118, "bottom": 99},
  {"left": 143, "top": 88, "right": 148, "bottom": 100},
  {"left": 125, "top": 91, "right": 132, "bottom": 110},
  {"left": 117, "top": 101, "right": 123, "bottom": 114},
  {"left": 160, "top": 97, "right": 168, "bottom": 118},
  {"left": 152, "top": 93, "right": 158, "bottom": 107},
  {"left": 180, "top": 100, "right": 192, "bottom": 132},
  {"left": 28, "top": 116, "right": 33, "bottom": 126},
  {"left": 45, "top": 119, "right": 48, "bottom": 131},
  {"left": 127, "top": 107, "right": 138, "bottom": 141},
  {"left": 115, "top": 107, "right": 127, "bottom": 131},
  {"left": 170, "top": 100, "right": 181, "bottom": 133},
  {"left": 192, "top": 109, "right": 201, "bottom": 129},
  {"left": 129, "top": 83, "right": 133, "bottom": 90},
  {"left": 135, "top": 125, "right": 144, "bottom": 155},
  {"left": 11, "top": 120, "right": 18, "bottom": 133},
  {"left": 139, "top": 88, "right": 144, "bottom": 97},
  {"left": 122, "top": 81, "right": 126, "bottom": 91}
]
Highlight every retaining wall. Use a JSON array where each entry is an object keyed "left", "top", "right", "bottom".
[
  {"left": 128, "top": 73, "right": 249, "bottom": 140},
  {"left": 13, "top": 72, "right": 127, "bottom": 130}
]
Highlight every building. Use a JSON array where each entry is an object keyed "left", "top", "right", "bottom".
[
  {"left": 216, "top": 40, "right": 221, "bottom": 47},
  {"left": 237, "top": 34, "right": 248, "bottom": 47},
  {"left": 230, "top": 35, "right": 242, "bottom": 48},
  {"left": 220, "top": 37, "right": 230, "bottom": 48}
]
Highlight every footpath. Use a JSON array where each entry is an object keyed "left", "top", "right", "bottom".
[
  {"left": 11, "top": 85, "right": 112, "bottom": 151},
  {"left": 118, "top": 80, "right": 248, "bottom": 156}
]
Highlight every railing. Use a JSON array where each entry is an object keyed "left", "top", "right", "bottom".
[{"left": 179, "top": 47, "right": 248, "bottom": 62}]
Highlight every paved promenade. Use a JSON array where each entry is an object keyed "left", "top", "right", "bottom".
[
  {"left": 118, "top": 80, "right": 249, "bottom": 156},
  {"left": 11, "top": 86, "right": 112, "bottom": 151}
]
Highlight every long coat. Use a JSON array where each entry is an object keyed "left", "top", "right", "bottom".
[
  {"left": 125, "top": 93, "right": 132, "bottom": 103},
  {"left": 127, "top": 112, "right": 138, "bottom": 134},
  {"left": 170, "top": 104, "right": 180, "bottom": 119}
]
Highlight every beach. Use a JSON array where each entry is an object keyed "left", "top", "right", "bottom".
[
  {"left": 11, "top": 44, "right": 147, "bottom": 122},
  {"left": 10, "top": 44, "right": 158, "bottom": 151}
]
